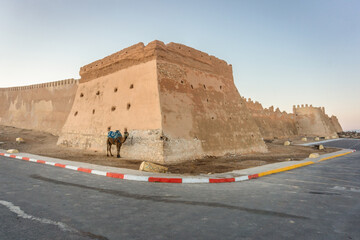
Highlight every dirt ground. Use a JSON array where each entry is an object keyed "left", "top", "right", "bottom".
[{"left": 0, "top": 125, "right": 339, "bottom": 175}]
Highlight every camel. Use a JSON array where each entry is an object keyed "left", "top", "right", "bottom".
[{"left": 107, "top": 129, "right": 129, "bottom": 158}]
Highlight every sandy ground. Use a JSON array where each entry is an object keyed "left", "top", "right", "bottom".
[{"left": 0, "top": 125, "right": 339, "bottom": 175}]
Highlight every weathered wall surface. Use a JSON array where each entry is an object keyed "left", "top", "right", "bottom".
[
  {"left": 330, "top": 115, "right": 343, "bottom": 133},
  {"left": 156, "top": 42, "right": 267, "bottom": 162},
  {"left": 57, "top": 59, "right": 164, "bottom": 162},
  {"left": 244, "top": 98, "right": 297, "bottom": 139},
  {"left": 294, "top": 105, "right": 338, "bottom": 137},
  {"left": 58, "top": 40, "right": 267, "bottom": 163},
  {"left": 0, "top": 79, "right": 78, "bottom": 135}
]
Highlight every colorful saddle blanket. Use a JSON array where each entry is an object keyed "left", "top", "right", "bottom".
[{"left": 108, "top": 130, "right": 122, "bottom": 139}]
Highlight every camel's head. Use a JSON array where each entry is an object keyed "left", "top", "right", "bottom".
[{"left": 124, "top": 131, "right": 129, "bottom": 139}]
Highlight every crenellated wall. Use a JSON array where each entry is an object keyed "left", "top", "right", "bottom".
[
  {"left": 293, "top": 104, "right": 338, "bottom": 137},
  {"left": 243, "top": 97, "right": 297, "bottom": 139},
  {"left": 0, "top": 79, "right": 78, "bottom": 135}
]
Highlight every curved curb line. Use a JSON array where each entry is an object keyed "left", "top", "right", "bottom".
[{"left": 0, "top": 150, "right": 356, "bottom": 184}]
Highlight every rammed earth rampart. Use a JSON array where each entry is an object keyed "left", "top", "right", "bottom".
[{"left": 0, "top": 40, "right": 343, "bottom": 163}]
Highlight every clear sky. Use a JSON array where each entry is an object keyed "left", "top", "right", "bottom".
[{"left": 0, "top": 0, "right": 359, "bottom": 130}]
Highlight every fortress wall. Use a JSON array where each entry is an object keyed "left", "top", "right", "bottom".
[
  {"left": 294, "top": 105, "right": 338, "bottom": 137},
  {"left": 156, "top": 43, "right": 267, "bottom": 162},
  {"left": 244, "top": 98, "right": 297, "bottom": 139},
  {"left": 79, "top": 41, "right": 160, "bottom": 83},
  {"left": 58, "top": 41, "right": 267, "bottom": 163},
  {"left": 0, "top": 79, "right": 78, "bottom": 135},
  {"left": 330, "top": 116, "right": 343, "bottom": 133},
  {"left": 57, "top": 59, "right": 165, "bottom": 162}
]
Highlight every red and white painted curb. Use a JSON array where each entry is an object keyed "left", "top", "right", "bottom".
[{"left": 0, "top": 149, "right": 356, "bottom": 184}]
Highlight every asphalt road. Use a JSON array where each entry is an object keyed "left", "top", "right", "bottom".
[{"left": 1, "top": 139, "right": 359, "bottom": 240}]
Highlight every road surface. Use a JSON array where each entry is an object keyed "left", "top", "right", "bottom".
[{"left": 1, "top": 139, "right": 359, "bottom": 240}]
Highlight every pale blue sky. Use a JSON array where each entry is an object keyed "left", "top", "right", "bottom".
[{"left": 0, "top": 0, "right": 359, "bottom": 130}]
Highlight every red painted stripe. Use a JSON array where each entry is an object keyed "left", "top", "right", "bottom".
[
  {"left": 10, "top": 155, "right": 17, "bottom": 158},
  {"left": 78, "top": 167, "right": 92, "bottom": 173},
  {"left": 148, "top": 177, "right": 182, "bottom": 183},
  {"left": 0, "top": 153, "right": 4, "bottom": 156},
  {"left": 55, "top": 163, "right": 66, "bottom": 168},
  {"left": 248, "top": 174, "right": 259, "bottom": 179},
  {"left": 209, "top": 178, "right": 235, "bottom": 183},
  {"left": 106, "top": 172, "right": 124, "bottom": 179},
  {"left": 22, "top": 157, "right": 30, "bottom": 161},
  {"left": 37, "top": 160, "right": 46, "bottom": 164}
]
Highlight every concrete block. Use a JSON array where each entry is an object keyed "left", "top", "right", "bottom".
[
  {"left": 331, "top": 136, "right": 337, "bottom": 139},
  {"left": 301, "top": 137, "right": 307, "bottom": 142},
  {"left": 309, "top": 153, "right": 320, "bottom": 158},
  {"left": 318, "top": 145, "right": 324, "bottom": 150},
  {"left": 325, "top": 136, "right": 330, "bottom": 140},
  {"left": 283, "top": 141, "right": 291, "bottom": 146},
  {"left": 7, "top": 149, "right": 19, "bottom": 153},
  {"left": 139, "top": 161, "right": 168, "bottom": 173},
  {"left": 314, "top": 137, "right": 320, "bottom": 141},
  {"left": 16, "top": 137, "right": 24, "bottom": 143}
]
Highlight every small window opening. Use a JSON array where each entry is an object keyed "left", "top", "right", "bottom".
[
  {"left": 96, "top": 91, "right": 100, "bottom": 95},
  {"left": 191, "top": 85, "right": 193, "bottom": 89},
  {"left": 130, "top": 84, "right": 134, "bottom": 89},
  {"left": 114, "top": 87, "right": 118, "bottom": 92},
  {"left": 127, "top": 103, "right": 131, "bottom": 110},
  {"left": 220, "top": 86, "right": 222, "bottom": 90},
  {"left": 92, "top": 109, "right": 95, "bottom": 114},
  {"left": 80, "top": 93, "right": 84, "bottom": 97},
  {"left": 181, "top": 80, "right": 184, "bottom": 84},
  {"left": 203, "top": 84, "right": 206, "bottom": 89},
  {"left": 74, "top": 111, "right": 78, "bottom": 116},
  {"left": 111, "top": 106, "right": 116, "bottom": 111}
]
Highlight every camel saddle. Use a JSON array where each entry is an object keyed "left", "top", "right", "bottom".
[{"left": 108, "top": 130, "right": 122, "bottom": 139}]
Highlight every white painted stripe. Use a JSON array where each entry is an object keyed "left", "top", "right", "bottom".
[
  {"left": 29, "top": 158, "right": 37, "bottom": 162},
  {"left": 235, "top": 176, "right": 249, "bottom": 182},
  {"left": 91, "top": 170, "right": 107, "bottom": 176},
  {"left": 0, "top": 200, "right": 75, "bottom": 233},
  {"left": 123, "top": 175, "right": 149, "bottom": 181},
  {"left": 65, "top": 165, "right": 78, "bottom": 171},
  {"left": 182, "top": 178, "right": 209, "bottom": 183},
  {"left": 15, "top": 156, "right": 23, "bottom": 159},
  {"left": 4, "top": 153, "right": 11, "bottom": 157},
  {"left": 45, "top": 162, "right": 56, "bottom": 166}
]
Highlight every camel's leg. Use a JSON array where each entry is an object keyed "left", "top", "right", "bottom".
[
  {"left": 106, "top": 140, "right": 109, "bottom": 157},
  {"left": 117, "top": 143, "right": 121, "bottom": 158},
  {"left": 109, "top": 142, "right": 113, "bottom": 157}
]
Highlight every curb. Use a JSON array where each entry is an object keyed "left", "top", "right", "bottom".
[{"left": 0, "top": 150, "right": 356, "bottom": 184}]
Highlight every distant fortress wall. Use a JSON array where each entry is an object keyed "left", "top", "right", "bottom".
[
  {"left": 243, "top": 98, "right": 297, "bottom": 139},
  {"left": 330, "top": 115, "right": 343, "bottom": 133},
  {"left": 293, "top": 104, "right": 338, "bottom": 137},
  {"left": 244, "top": 99, "right": 341, "bottom": 139},
  {"left": 0, "top": 79, "right": 78, "bottom": 135}
]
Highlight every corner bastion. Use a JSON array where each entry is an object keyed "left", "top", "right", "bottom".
[{"left": 58, "top": 40, "right": 268, "bottom": 163}]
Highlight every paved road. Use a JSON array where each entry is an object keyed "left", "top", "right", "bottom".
[{"left": 1, "top": 139, "right": 359, "bottom": 240}]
